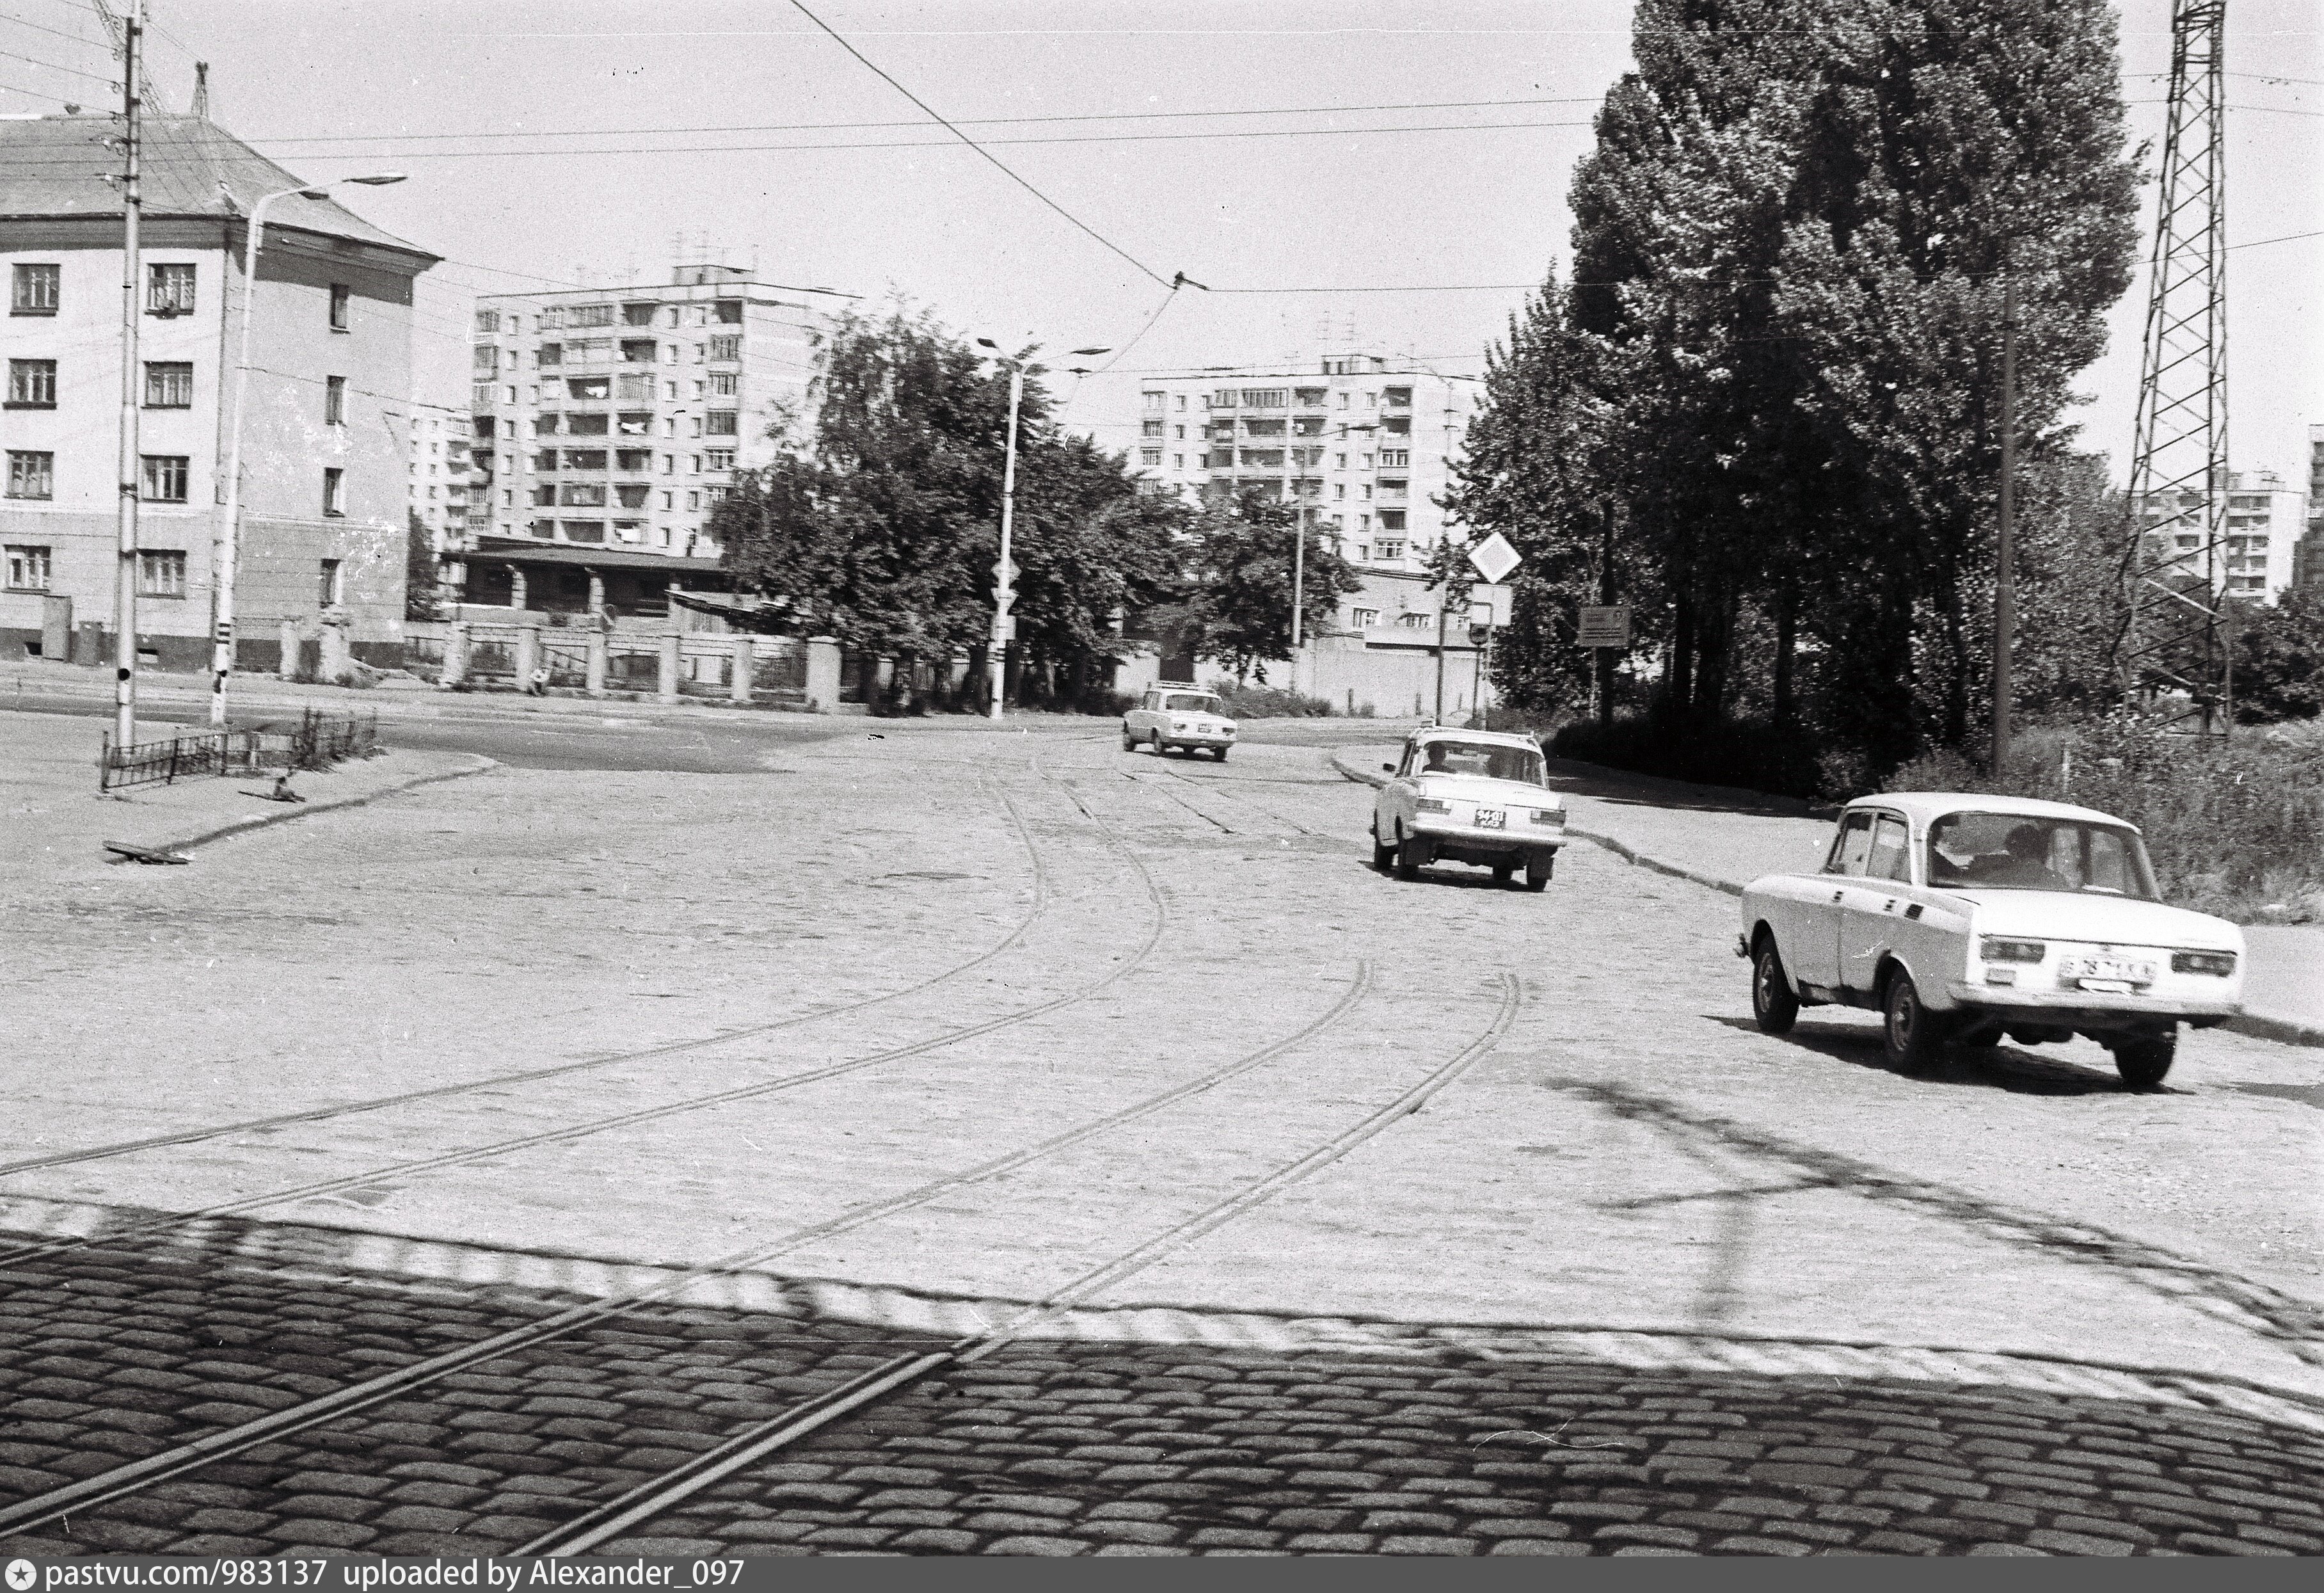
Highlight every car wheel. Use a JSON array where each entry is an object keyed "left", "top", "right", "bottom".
[
  {"left": 1395, "top": 832, "right": 1424, "bottom": 882},
  {"left": 1120, "top": 725, "right": 1135, "bottom": 752},
  {"left": 1751, "top": 938, "right": 1800, "bottom": 1036},
  {"left": 1524, "top": 853, "right": 1554, "bottom": 892},
  {"left": 2112, "top": 1032, "right": 2176, "bottom": 1091},
  {"left": 1149, "top": 732, "right": 1164, "bottom": 756},
  {"left": 1371, "top": 820, "right": 1395, "bottom": 874},
  {"left": 1213, "top": 746, "right": 1229, "bottom": 762},
  {"left": 1881, "top": 968, "right": 1942, "bottom": 1072},
  {"left": 1492, "top": 859, "right": 1516, "bottom": 888}
]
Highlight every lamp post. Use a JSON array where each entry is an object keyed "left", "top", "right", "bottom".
[
  {"left": 974, "top": 340, "right": 1106, "bottom": 720},
  {"left": 209, "top": 173, "right": 404, "bottom": 725}
]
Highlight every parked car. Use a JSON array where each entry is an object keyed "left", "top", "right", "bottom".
[
  {"left": 1739, "top": 792, "right": 2244, "bottom": 1088},
  {"left": 1371, "top": 728, "right": 1566, "bottom": 889},
  {"left": 1123, "top": 683, "right": 1238, "bottom": 760}
]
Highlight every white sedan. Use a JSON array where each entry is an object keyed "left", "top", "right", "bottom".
[
  {"left": 1739, "top": 792, "right": 2244, "bottom": 1088},
  {"left": 1371, "top": 728, "right": 1566, "bottom": 890},
  {"left": 1123, "top": 684, "right": 1238, "bottom": 761}
]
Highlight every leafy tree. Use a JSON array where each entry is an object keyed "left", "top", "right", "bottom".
[
  {"left": 1182, "top": 488, "right": 1360, "bottom": 682},
  {"left": 404, "top": 511, "right": 444, "bottom": 621},
  {"left": 2231, "top": 591, "right": 2324, "bottom": 723}
]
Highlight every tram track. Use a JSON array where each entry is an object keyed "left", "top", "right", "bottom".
[
  {"left": 0, "top": 961, "right": 1403, "bottom": 1543},
  {"left": 0, "top": 782, "right": 1054, "bottom": 1185}
]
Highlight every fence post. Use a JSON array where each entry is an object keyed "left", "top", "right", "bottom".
[
  {"left": 278, "top": 618, "right": 302, "bottom": 681},
  {"left": 730, "top": 635, "right": 754, "bottom": 705},
  {"left": 319, "top": 616, "right": 351, "bottom": 685},
  {"left": 658, "top": 632, "right": 681, "bottom": 704},
  {"left": 806, "top": 636, "right": 841, "bottom": 714},
  {"left": 98, "top": 732, "right": 113, "bottom": 792},
  {"left": 516, "top": 622, "right": 542, "bottom": 693},
  {"left": 443, "top": 621, "right": 468, "bottom": 689},
  {"left": 585, "top": 628, "right": 608, "bottom": 697}
]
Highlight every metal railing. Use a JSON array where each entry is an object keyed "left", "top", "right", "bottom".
[{"left": 97, "top": 708, "right": 378, "bottom": 792}]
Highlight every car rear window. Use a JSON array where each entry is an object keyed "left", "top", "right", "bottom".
[
  {"left": 1161, "top": 693, "right": 1219, "bottom": 713},
  {"left": 1927, "top": 812, "right": 2158, "bottom": 900}
]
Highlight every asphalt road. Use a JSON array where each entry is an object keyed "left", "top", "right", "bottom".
[{"left": 1, "top": 726, "right": 2317, "bottom": 1557}]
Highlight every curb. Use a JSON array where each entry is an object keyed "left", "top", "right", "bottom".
[
  {"left": 1328, "top": 747, "right": 2320, "bottom": 1048},
  {"left": 112, "top": 755, "right": 499, "bottom": 863}
]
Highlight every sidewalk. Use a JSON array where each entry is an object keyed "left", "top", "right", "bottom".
[
  {"left": 1, "top": 708, "right": 493, "bottom": 887},
  {"left": 1332, "top": 742, "right": 2324, "bottom": 1048}
]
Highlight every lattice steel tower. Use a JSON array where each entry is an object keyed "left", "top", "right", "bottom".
[{"left": 2117, "top": 1, "right": 2230, "bottom": 730}]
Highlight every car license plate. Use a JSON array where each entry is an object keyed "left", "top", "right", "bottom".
[
  {"left": 2058, "top": 956, "right": 2155, "bottom": 988},
  {"left": 1474, "top": 808, "right": 1504, "bottom": 829}
]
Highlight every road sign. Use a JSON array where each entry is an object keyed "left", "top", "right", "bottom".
[
  {"left": 1578, "top": 604, "right": 1631, "bottom": 649},
  {"left": 995, "top": 614, "right": 1017, "bottom": 643},
  {"left": 1468, "top": 531, "right": 1521, "bottom": 585}
]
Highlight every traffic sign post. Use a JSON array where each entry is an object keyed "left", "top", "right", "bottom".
[
  {"left": 1578, "top": 604, "right": 1631, "bottom": 650},
  {"left": 1461, "top": 535, "right": 1522, "bottom": 723}
]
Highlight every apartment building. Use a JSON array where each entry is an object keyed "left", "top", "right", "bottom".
[
  {"left": 460, "top": 264, "right": 846, "bottom": 618},
  {"left": 404, "top": 400, "right": 471, "bottom": 541},
  {"left": 1132, "top": 355, "right": 1482, "bottom": 575},
  {"left": 2298, "top": 426, "right": 2324, "bottom": 593},
  {"left": 0, "top": 114, "right": 436, "bottom": 670},
  {"left": 2134, "top": 468, "right": 2308, "bottom": 604}
]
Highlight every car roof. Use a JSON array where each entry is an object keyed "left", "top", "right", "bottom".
[
  {"left": 1846, "top": 791, "right": 2133, "bottom": 829},
  {"left": 1411, "top": 728, "right": 1540, "bottom": 751}
]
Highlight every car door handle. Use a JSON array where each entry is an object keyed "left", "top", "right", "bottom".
[{"left": 1831, "top": 890, "right": 1844, "bottom": 903}]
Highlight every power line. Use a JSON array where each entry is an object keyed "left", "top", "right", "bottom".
[
  {"left": 0, "top": 43, "right": 115, "bottom": 84},
  {"left": 784, "top": 0, "right": 1174, "bottom": 289},
  {"left": 246, "top": 94, "right": 1605, "bottom": 147},
  {"left": 1, "top": 12, "right": 107, "bottom": 50}
]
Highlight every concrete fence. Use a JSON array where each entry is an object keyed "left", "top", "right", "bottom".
[{"left": 395, "top": 620, "right": 841, "bottom": 709}]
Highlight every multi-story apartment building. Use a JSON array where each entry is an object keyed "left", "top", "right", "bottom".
[
  {"left": 1132, "top": 355, "right": 1482, "bottom": 575},
  {"left": 459, "top": 264, "right": 846, "bottom": 617},
  {"left": 404, "top": 400, "right": 470, "bottom": 541},
  {"left": 1, "top": 114, "right": 436, "bottom": 670},
  {"left": 2298, "top": 426, "right": 2324, "bottom": 593},
  {"left": 2134, "top": 468, "right": 2307, "bottom": 604}
]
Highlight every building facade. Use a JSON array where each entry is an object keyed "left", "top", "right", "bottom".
[
  {"left": 2133, "top": 468, "right": 2308, "bottom": 605},
  {"left": 404, "top": 400, "right": 471, "bottom": 543},
  {"left": 458, "top": 264, "right": 847, "bottom": 618},
  {"left": 2298, "top": 426, "right": 2324, "bottom": 593},
  {"left": 1132, "top": 355, "right": 1482, "bottom": 576},
  {"left": 1, "top": 114, "right": 436, "bottom": 670}
]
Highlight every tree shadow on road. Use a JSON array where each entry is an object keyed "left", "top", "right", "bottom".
[{"left": 1699, "top": 1014, "right": 2154, "bottom": 1098}]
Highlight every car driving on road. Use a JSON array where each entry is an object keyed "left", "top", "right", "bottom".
[
  {"left": 1124, "top": 684, "right": 1238, "bottom": 761},
  {"left": 1371, "top": 728, "right": 1565, "bottom": 889},
  {"left": 1739, "top": 792, "right": 2245, "bottom": 1088}
]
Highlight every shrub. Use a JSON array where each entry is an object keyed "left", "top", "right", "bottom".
[
  {"left": 1206, "top": 678, "right": 1333, "bottom": 718},
  {"left": 1548, "top": 710, "right": 1826, "bottom": 801}
]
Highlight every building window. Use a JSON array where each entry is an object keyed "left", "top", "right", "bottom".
[
  {"left": 714, "top": 300, "right": 743, "bottom": 324},
  {"left": 133, "top": 549, "right": 186, "bottom": 596},
  {"left": 616, "top": 483, "right": 651, "bottom": 509},
  {"left": 1350, "top": 606, "right": 1378, "bottom": 628},
  {"left": 623, "top": 302, "right": 658, "bottom": 326},
  {"left": 1143, "top": 390, "right": 1165, "bottom": 412},
  {"left": 319, "top": 558, "right": 344, "bottom": 606},
  {"left": 5, "top": 541, "right": 52, "bottom": 588},
  {"left": 563, "top": 449, "right": 608, "bottom": 470},
  {"left": 621, "top": 339, "right": 657, "bottom": 364},
  {"left": 568, "top": 413, "right": 610, "bottom": 436},
  {"left": 537, "top": 343, "right": 563, "bottom": 367},
  {"left": 475, "top": 309, "right": 500, "bottom": 334},
  {"left": 1396, "top": 608, "right": 1429, "bottom": 628},
  {"left": 1173, "top": 454, "right": 1184, "bottom": 470},
  {"left": 1140, "top": 448, "right": 1163, "bottom": 466},
  {"left": 6, "top": 451, "right": 55, "bottom": 501},
  {"left": 8, "top": 359, "right": 58, "bottom": 408},
  {"left": 704, "top": 448, "right": 735, "bottom": 471},
  {"left": 140, "top": 454, "right": 189, "bottom": 502},
  {"left": 329, "top": 283, "right": 351, "bottom": 331},
  {"left": 559, "top": 483, "right": 607, "bottom": 507},
  {"left": 139, "top": 361, "right": 195, "bottom": 408},
  {"left": 1380, "top": 449, "right": 1409, "bottom": 468},
  {"left": 146, "top": 263, "right": 196, "bottom": 315},
  {"left": 709, "top": 371, "right": 737, "bottom": 397},
  {"left": 322, "top": 467, "right": 346, "bottom": 516},
  {"left": 12, "top": 264, "right": 60, "bottom": 316},
  {"left": 706, "top": 410, "right": 737, "bottom": 435},
  {"left": 324, "top": 374, "right": 346, "bottom": 425},
  {"left": 567, "top": 375, "right": 611, "bottom": 401},
  {"left": 1378, "top": 538, "right": 1406, "bottom": 560},
  {"left": 569, "top": 304, "right": 616, "bottom": 328},
  {"left": 1378, "top": 509, "right": 1407, "bottom": 531}
]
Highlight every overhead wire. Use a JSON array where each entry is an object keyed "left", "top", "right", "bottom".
[
  {"left": 0, "top": 44, "right": 116, "bottom": 84},
  {"left": 783, "top": 0, "right": 1176, "bottom": 290}
]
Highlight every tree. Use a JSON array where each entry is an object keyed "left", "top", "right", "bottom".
[
  {"left": 1182, "top": 488, "right": 1361, "bottom": 682},
  {"left": 404, "top": 511, "right": 444, "bottom": 621},
  {"left": 2231, "top": 591, "right": 2324, "bottom": 723}
]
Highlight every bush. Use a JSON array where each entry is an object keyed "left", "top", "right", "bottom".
[
  {"left": 1206, "top": 678, "right": 1333, "bottom": 718},
  {"left": 1548, "top": 710, "right": 1827, "bottom": 801},
  {"left": 1466, "top": 705, "right": 1557, "bottom": 735}
]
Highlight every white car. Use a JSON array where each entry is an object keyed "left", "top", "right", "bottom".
[
  {"left": 1371, "top": 728, "right": 1566, "bottom": 890},
  {"left": 1739, "top": 792, "right": 2244, "bottom": 1088},
  {"left": 1124, "top": 683, "right": 1238, "bottom": 761}
]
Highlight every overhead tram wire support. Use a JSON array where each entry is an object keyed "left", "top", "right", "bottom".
[{"left": 2117, "top": 0, "right": 2231, "bottom": 734}]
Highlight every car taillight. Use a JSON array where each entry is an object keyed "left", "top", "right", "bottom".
[
  {"left": 1981, "top": 938, "right": 2046, "bottom": 963},
  {"left": 1416, "top": 797, "right": 1450, "bottom": 813},
  {"left": 1530, "top": 808, "right": 1563, "bottom": 826},
  {"left": 2171, "top": 950, "right": 2236, "bottom": 975}
]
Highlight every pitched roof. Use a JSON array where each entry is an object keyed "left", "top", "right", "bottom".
[{"left": 0, "top": 114, "right": 436, "bottom": 263}]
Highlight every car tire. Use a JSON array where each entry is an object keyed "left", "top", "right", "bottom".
[
  {"left": 1751, "top": 939, "right": 1801, "bottom": 1036},
  {"left": 1881, "top": 968, "right": 1943, "bottom": 1072},
  {"left": 1524, "top": 853, "right": 1554, "bottom": 892},
  {"left": 1120, "top": 725, "right": 1135, "bottom": 752},
  {"left": 2112, "top": 1032, "right": 2176, "bottom": 1091},
  {"left": 1149, "top": 732, "right": 1165, "bottom": 757},
  {"left": 1395, "top": 833, "right": 1424, "bottom": 882},
  {"left": 1492, "top": 859, "right": 1516, "bottom": 888},
  {"left": 1214, "top": 746, "right": 1229, "bottom": 762},
  {"left": 1371, "top": 821, "right": 1396, "bottom": 874}
]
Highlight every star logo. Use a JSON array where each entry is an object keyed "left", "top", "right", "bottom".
[{"left": 6, "top": 1559, "right": 39, "bottom": 1593}]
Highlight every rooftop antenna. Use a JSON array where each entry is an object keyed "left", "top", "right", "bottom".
[{"left": 190, "top": 61, "right": 208, "bottom": 120}]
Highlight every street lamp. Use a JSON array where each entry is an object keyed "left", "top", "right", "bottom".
[
  {"left": 973, "top": 340, "right": 1108, "bottom": 720},
  {"left": 208, "top": 173, "right": 405, "bottom": 724}
]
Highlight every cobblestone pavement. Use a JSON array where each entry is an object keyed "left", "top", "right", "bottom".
[{"left": 2, "top": 726, "right": 2318, "bottom": 1556}]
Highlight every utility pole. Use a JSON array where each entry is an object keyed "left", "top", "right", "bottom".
[
  {"left": 1596, "top": 507, "right": 1616, "bottom": 728},
  {"left": 1993, "top": 269, "right": 2017, "bottom": 774},
  {"left": 1289, "top": 504, "right": 1307, "bottom": 692},
  {"left": 111, "top": 0, "right": 145, "bottom": 750},
  {"left": 989, "top": 363, "right": 1023, "bottom": 721},
  {"left": 1433, "top": 600, "right": 1448, "bottom": 724}
]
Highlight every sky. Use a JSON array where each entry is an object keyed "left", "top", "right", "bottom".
[{"left": 5, "top": 0, "right": 2316, "bottom": 488}]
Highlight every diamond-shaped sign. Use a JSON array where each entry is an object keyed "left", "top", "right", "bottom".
[{"left": 1467, "top": 531, "right": 1521, "bottom": 585}]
